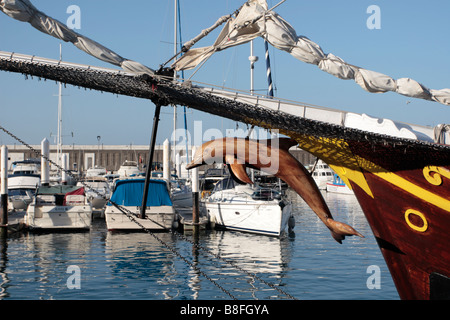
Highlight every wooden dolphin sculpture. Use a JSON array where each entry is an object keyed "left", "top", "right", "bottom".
[{"left": 186, "top": 137, "right": 363, "bottom": 243}]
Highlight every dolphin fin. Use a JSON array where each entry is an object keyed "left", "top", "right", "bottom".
[{"left": 225, "top": 155, "right": 253, "bottom": 185}]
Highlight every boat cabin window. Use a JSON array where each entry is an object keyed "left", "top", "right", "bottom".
[
  {"left": 212, "top": 178, "right": 236, "bottom": 192},
  {"left": 251, "top": 188, "right": 281, "bottom": 201},
  {"left": 9, "top": 188, "right": 36, "bottom": 197}
]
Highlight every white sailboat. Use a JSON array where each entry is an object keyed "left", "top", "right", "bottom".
[{"left": 203, "top": 178, "right": 293, "bottom": 237}]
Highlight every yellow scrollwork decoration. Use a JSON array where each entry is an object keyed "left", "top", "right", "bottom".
[{"left": 423, "top": 166, "right": 450, "bottom": 186}]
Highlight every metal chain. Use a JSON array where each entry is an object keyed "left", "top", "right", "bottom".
[
  {"left": 108, "top": 202, "right": 237, "bottom": 300},
  {"left": 0, "top": 123, "right": 295, "bottom": 300},
  {"left": 0, "top": 124, "right": 239, "bottom": 299},
  {"left": 172, "top": 230, "right": 298, "bottom": 300}
]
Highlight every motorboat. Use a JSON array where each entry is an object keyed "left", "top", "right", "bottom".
[
  {"left": 76, "top": 176, "right": 111, "bottom": 210},
  {"left": 326, "top": 173, "right": 354, "bottom": 195},
  {"left": 310, "top": 159, "right": 334, "bottom": 190},
  {"left": 85, "top": 165, "right": 107, "bottom": 177},
  {"left": 203, "top": 178, "right": 293, "bottom": 237},
  {"left": 116, "top": 160, "right": 142, "bottom": 178},
  {"left": 8, "top": 159, "right": 41, "bottom": 211},
  {"left": 25, "top": 185, "right": 93, "bottom": 230},
  {"left": 104, "top": 178, "right": 176, "bottom": 231}
]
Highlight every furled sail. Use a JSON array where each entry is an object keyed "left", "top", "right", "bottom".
[
  {"left": 0, "top": 0, "right": 154, "bottom": 75},
  {"left": 173, "top": 0, "right": 450, "bottom": 106}
]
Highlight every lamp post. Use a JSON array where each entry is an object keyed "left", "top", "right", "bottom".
[{"left": 97, "top": 135, "right": 101, "bottom": 167}]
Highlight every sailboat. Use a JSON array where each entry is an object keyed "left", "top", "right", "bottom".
[
  {"left": 204, "top": 177, "right": 293, "bottom": 236},
  {"left": 2, "top": 0, "right": 450, "bottom": 299}
]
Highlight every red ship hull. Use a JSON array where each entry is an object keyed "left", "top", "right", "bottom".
[{"left": 290, "top": 134, "right": 450, "bottom": 300}]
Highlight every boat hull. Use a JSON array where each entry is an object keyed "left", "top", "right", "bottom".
[
  {"left": 26, "top": 204, "right": 92, "bottom": 230},
  {"left": 104, "top": 206, "right": 175, "bottom": 231},
  {"left": 287, "top": 132, "right": 450, "bottom": 300},
  {"left": 351, "top": 167, "right": 450, "bottom": 300},
  {"left": 326, "top": 183, "right": 354, "bottom": 195},
  {"left": 204, "top": 201, "right": 292, "bottom": 237},
  {"left": 172, "top": 191, "right": 193, "bottom": 208}
]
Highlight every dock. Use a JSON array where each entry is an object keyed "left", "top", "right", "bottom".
[{"left": 0, "top": 209, "right": 26, "bottom": 234}]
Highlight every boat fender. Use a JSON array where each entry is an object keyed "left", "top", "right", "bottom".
[
  {"left": 288, "top": 215, "right": 295, "bottom": 230},
  {"left": 172, "top": 214, "right": 181, "bottom": 230}
]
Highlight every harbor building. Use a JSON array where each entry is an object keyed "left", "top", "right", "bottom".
[{"left": 3, "top": 143, "right": 315, "bottom": 175}]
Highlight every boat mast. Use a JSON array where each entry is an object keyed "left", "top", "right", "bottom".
[
  {"left": 174, "top": 0, "right": 190, "bottom": 179},
  {"left": 249, "top": 41, "right": 258, "bottom": 96},
  {"left": 57, "top": 43, "right": 63, "bottom": 173},
  {"left": 249, "top": 41, "right": 259, "bottom": 185},
  {"left": 172, "top": 0, "right": 178, "bottom": 175}
]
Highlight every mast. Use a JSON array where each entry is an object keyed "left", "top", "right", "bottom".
[
  {"left": 172, "top": 0, "right": 178, "bottom": 174},
  {"left": 175, "top": 0, "right": 190, "bottom": 178},
  {"left": 57, "top": 43, "right": 63, "bottom": 172},
  {"left": 248, "top": 41, "right": 259, "bottom": 184},
  {"left": 249, "top": 41, "right": 258, "bottom": 96}
]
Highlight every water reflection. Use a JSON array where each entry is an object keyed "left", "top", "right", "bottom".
[
  {"left": 288, "top": 190, "right": 399, "bottom": 300},
  {"left": 0, "top": 190, "right": 399, "bottom": 300}
]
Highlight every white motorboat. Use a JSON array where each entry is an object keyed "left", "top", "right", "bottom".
[
  {"left": 310, "top": 159, "right": 334, "bottom": 190},
  {"left": 76, "top": 176, "right": 111, "bottom": 210},
  {"left": 25, "top": 185, "right": 93, "bottom": 230},
  {"left": 326, "top": 173, "right": 354, "bottom": 195},
  {"left": 117, "top": 160, "right": 142, "bottom": 178},
  {"left": 85, "top": 165, "right": 107, "bottom": 177},
  {"left": 8, "top": 159, "right": 41, "bottom": 211},
  {"left": 203, "top": 178, "right": 293, "bottom": 237},
  {"left": 104, "top": 178, "right": 176, "bottom": 231}
]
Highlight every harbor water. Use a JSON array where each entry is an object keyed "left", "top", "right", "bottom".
[{"left": 0, "top": 191, "right": 399, "bottom": 300}]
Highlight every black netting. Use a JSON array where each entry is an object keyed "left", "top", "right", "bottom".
[{"left": 1, "top": 56, "right": 450, "bottom": 170}]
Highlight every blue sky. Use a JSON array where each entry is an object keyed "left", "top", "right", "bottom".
[{"left": 0, "top": 0, "right": 449, "bottom": 147}]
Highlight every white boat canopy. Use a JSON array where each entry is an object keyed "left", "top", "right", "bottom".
[{"left": 172, "top": 0, "right": 450, "bottom": 106}]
